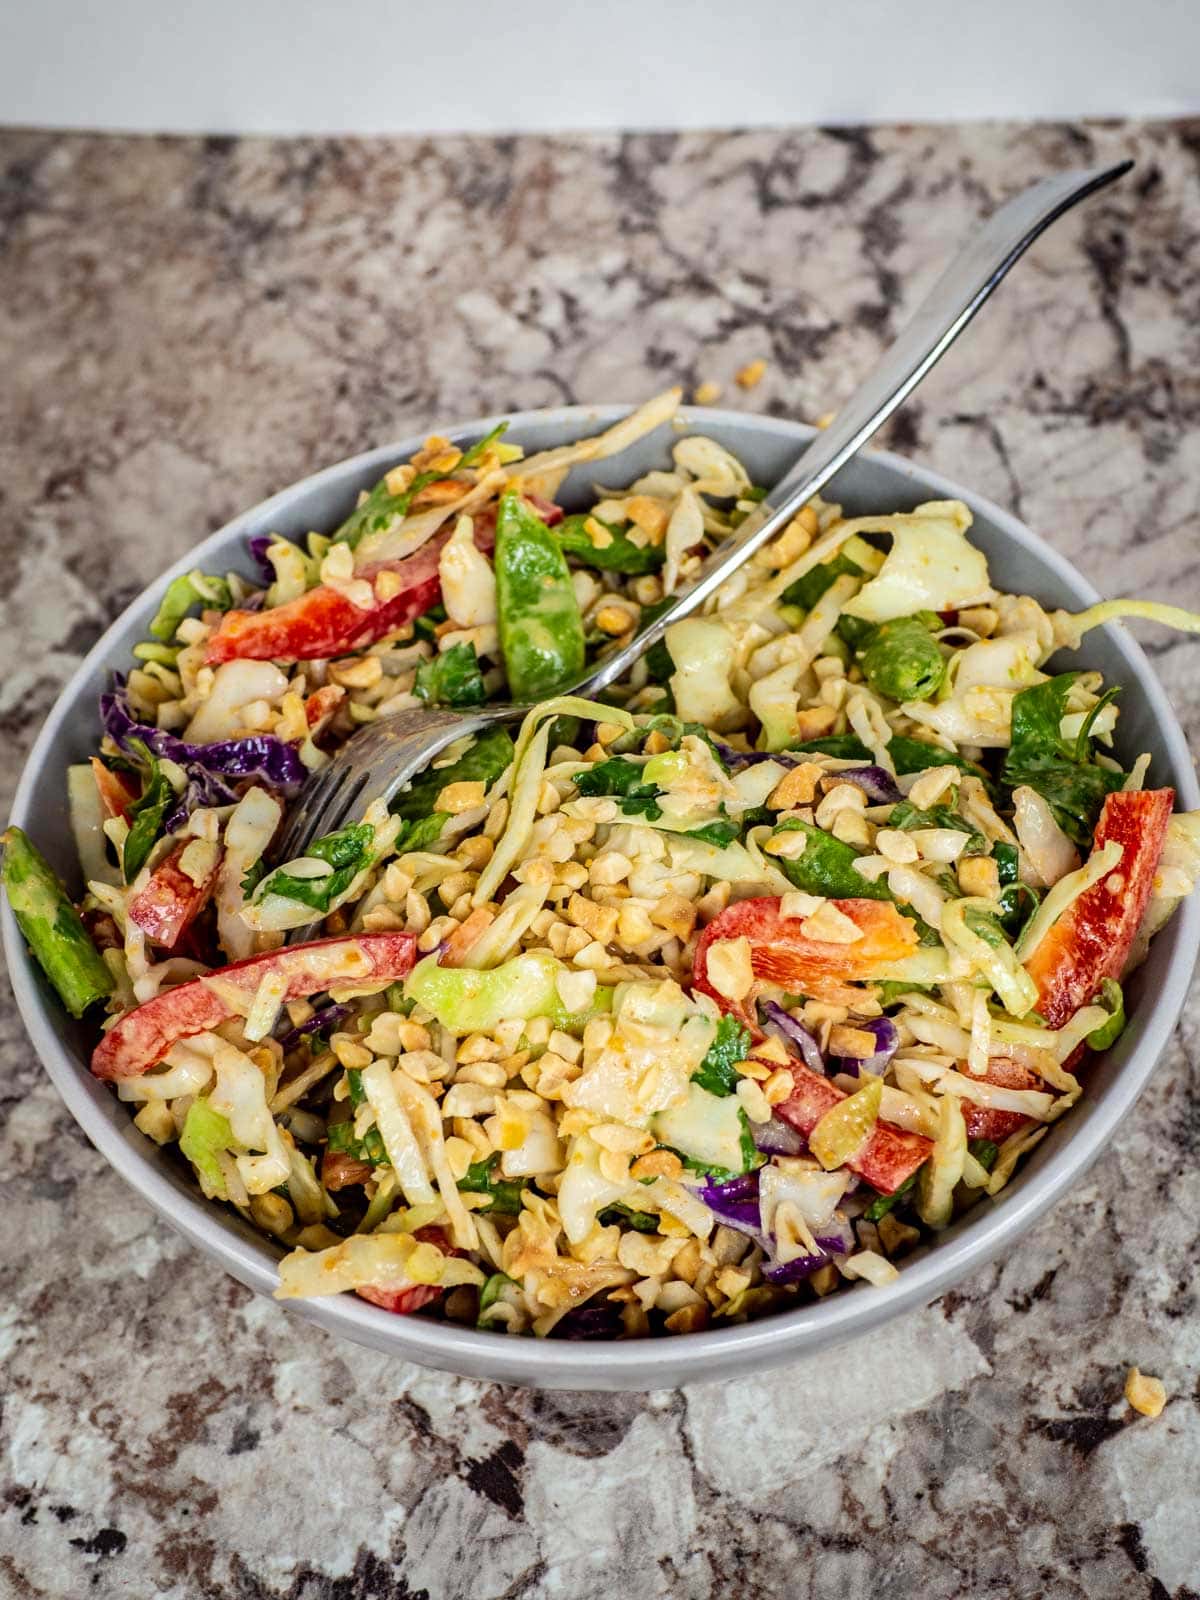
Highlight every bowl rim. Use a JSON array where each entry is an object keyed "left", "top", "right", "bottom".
[{"left": 6, "top": 402, "right": 1198, "bottom": 1389}]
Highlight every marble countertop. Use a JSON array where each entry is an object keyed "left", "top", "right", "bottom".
[{"left": 2, "top": 119, "right": 1199, "bottom": 1600}]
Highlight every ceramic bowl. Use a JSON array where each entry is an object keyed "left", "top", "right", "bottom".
[{"left": 5, "top": 405, "right": 1197, "bottom": 1389}]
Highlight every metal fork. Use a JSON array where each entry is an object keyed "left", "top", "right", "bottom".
[{"left": 273, "top": 160, "right": 1130, "bottom": 866}]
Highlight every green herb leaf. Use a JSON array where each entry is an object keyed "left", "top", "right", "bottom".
[
  {"left": 1002, "top": 674, "right": 1126, "bottom": 847},
  {"left": 968, "top": 1138, "right": 999, "bottom": 1173},
  {"left": 326, "top": 1117, "right": 387, "bottom": 1165},
  {"left": 772, "top": 817, "right": 893, "bottom": 901},
  {"left": 555, "top": 514, "right": 665, "bottom": 574},
  {"left": 781, "top": 550, "right": 864, "bottom": 612},
  {"left": 692, "top": 1015, "right": 753, "bottom": 1097},
  {"left": 122, "top": 743, "right": 175, "bottom": 882},
  {"left": 888, "top": 799, "right": 987, "bottom": 856},
  {"left": 598, "top": 1204, "right": 660, "bottom": 1232},
  {"left": 391, "top": 726, "right": 514, "bottom": 822},
  {"left": 396, "top": 812, "right": 450, "bottom": 854},
  {"left": 254, "top": 822, "right": 375, "bottom": 913},
  {"left": 414, "top": 641, "right": 487, "bottom": 708},
  {"left": 457, "top": 1153, "right": 524, "bottom": 1214}
]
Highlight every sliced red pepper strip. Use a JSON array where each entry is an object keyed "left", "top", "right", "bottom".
[
  {"left": 91, "top": 931, "right": 417, "bottom": 1080},
  {"left": 91, "top": 756, "right": 138, "bottom": 822},
  {"left": 304, "top": 684, "right": 345, "bottom": 730},
  {"left": 321, "top": 1148, "right": 373, "bottom": 1192},
  {"left": 127, "top": 841, "right": 221, "bottom": 951},
  {"left": 961, "top": 1057, "right": 1042, "bottom": 1144},
  {"left": 205, "top": 495, "right": 560, "bottom": 666},
  {"left": 355, "top": 1226, "right": 462, "bottom": 1315},
  {"left": 1024, "top": 788, "right": 1173, "bottom": 1028},
  {"left": 774, "top": 1058, "right": 933, "bottom": 1193},
  {"left": 205, "top": 534, "right": 454, "bottom": 665},
  {"left": 693, "top": 894, "right": 919, "bottom": 1020}
]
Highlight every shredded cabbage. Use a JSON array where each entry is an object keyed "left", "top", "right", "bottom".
[
  {"left": 1016, "top": 839, "right": 1123, "bottom": 961},
  {"left": 917, "top": 1092, "right": 967, "bottom": 1227},
  {"left": 840, "top": 501, "right": 993, "bottom": 622},
  {"left": 941, "top": 898, "right": 1039, "bottom": 1018}
]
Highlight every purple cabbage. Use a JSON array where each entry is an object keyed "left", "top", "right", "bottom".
[
  {"left": 753, "top": 1115, "right": 807, "bottom": 1157},
  {"left": 101, "top": 676, "right": 307, "bottom": 830},
  {"left": 553, "top": 1299, "right": 624, "bottom": 1340},
  {"left": 836, "top": 765, "right": 904, "bottom": 805},
  {"left": 831, "top": 1015, "right": 900, "bottom": 1079},
  {"left": 761, "top": 999, "right": 824, "bottom": 1075},
  {"left": 712, "top": 742, "right": 795, "bottom": 771},
  {"left": 697, "top": 1172, "right": 764, "bottom": 1238},
  {"left": 699, "top": 1169, "right": 856, "bottom": 1285},
  {"left": 277, "top": 1001, "right": 351, "bottom": 1052},
  {"left": 247, "top": 533, "right": 277, "bottom": 586},
  {"left": 761, "top": 1252, "right": 829, "bottom": 1285}
]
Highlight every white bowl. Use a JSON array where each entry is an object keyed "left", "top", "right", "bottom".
[{"left": 5, "top": 405, "right": 1197, "bottom": 1389}]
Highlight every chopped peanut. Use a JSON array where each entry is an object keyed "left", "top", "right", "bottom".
[
  {"left": 1125, "top": 1367, "right": 1167, "bottom": 1418},
  {"left": 958, "top": 855, "right": 1000, "bottom": 897},
  {"left": 878, "top": 1213, "right": 921, "bottom": 1257},
  {"left": 763, "top": 1068, "right": 794, "bottom": 1105},
  {"left": 768, "top": 762, "right": 823, "bottom": 809},
  {"left": 693, "top": 380, "right": 722, "bottom": 405},
  {"left": 665, "top": 1303, "right": 710, "bottom": 1334},
  {"left": 438, "top": 780, "right": 486, "bottom": 814},
  {"left": 329, "top": 655, "right": 383, "bottom": 690},
  {"left": 650, "top": 893, "right": 697, "bottom": 941},
  {"left": 624, "top": 496, "right": 670, "bottom": 540},
  {"left": 566, "top": 893, "right": 619, "bottom": 945},
  {"left": 704, "top": 936, "right": 754, "bottom": 1002},
  {"left": 735, "top": 358, "right": 767, "bottom": 389},
  {"left": 596, "top": 604, "right": 637, "bottom": 636},
  {"left": 793, "top": 706, "right": 838, "bottom": 740},
  {"left": 828, "top": 1024, "right": 880, "bottom": 1059},
  {"left": 630, "top": 1148, "right": 683, "bottom": 1181}
]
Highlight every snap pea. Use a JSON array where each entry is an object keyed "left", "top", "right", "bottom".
[
  {"left": 859, "top": 615, "right": 947, "bottom": 702},
  {"left": 2, "top": 827, "right": 114, "bottom": 1018},
  {"left": 149, "top": 570, "right": 233, "bottom": 642},
  {"left": 495, "top": 491, "right": 585, "bottom": 702}
]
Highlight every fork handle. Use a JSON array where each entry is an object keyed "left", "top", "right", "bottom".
[{"left": 576, "top": 160, "right": 1131, "bottom": 698}]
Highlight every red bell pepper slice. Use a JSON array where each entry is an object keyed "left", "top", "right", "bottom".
[
  {"left": 127, "top": 841, "right": 221, "bottom": 951},
  {"left": 321, "top": 1148, "right": 373, "bottom": 1192},
  {"left": 91, "top": 757, "right": 138, "bottom": 822},
  {"left": 304, "top": 684, "right": 345, "bottom": 730},
  {"left": 772, "top": 1058, "right": 933, "bottom": 1193},
  {"left": 206, "top": 532, "right": 457, "bottom": 666},
  {"left": 205, "top": 494, "right": 560, "bottom": 666},
  {"left": 1024, "top": 788, "right": 1173, "bottom": 1028},
  {"left": 693, "top": 894, "right": 919, "bottom": 1021},
  {"left": 91, "top": 931, "right": 417, "bottom": 1080},
  {"left": 355, "top": 1226, "right": 462, "bottom": 1315},
  {"left": 961, "top": 1057, "right": 1042, "bottom": 1144}
]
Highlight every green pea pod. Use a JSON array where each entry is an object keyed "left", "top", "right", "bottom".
[
  {"left": 859, "top": 615, "right": 947, "bottom": 702},
  {"left": 1086, "top": 977, "right": 1125, "bottom": 1049},
  {"left": 495, "top": 491, "right": 586, "bottom": 702},
  {"left": 2, "top": 827, "right": 114, "bottom": 1018},
  {"left": 149, "top": 570, "right": 233, "bottom": 641}
]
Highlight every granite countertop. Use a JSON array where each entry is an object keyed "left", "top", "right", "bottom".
[{"left": 2, "top": 119, "right": 1199, "bottom": 1599}]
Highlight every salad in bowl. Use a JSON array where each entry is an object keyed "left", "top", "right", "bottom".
[{"left": 5, "top": 388, "right": 1200, "bottom": 1344}]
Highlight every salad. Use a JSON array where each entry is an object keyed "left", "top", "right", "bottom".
[{"left": 6, "top": 387, "right": 1200, "bottom": 1341}]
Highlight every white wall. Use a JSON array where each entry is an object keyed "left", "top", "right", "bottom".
[{"left": 2, "top": 0, "right": 1198, "bottom": 134}]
